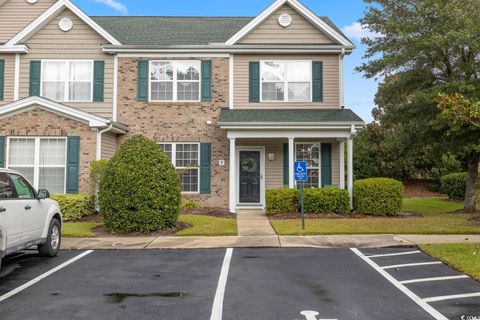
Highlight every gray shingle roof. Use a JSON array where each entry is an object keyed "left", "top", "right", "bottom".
[
  {"left": 219, "top": 108, "right": 364, "bottom": 125},
  {"left": 92, "top": 16, "right": 348, "bottom": 46}
]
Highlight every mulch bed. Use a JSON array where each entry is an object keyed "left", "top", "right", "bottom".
[
  {"left": 471, "top": 217, "right": 480, "bottom": 224},
  {"left": 181, "top": 207, "right": 235, "bottom": 219},
  {"left": 268, "top": 212, "right": 423, "bottom": 220},
  {"left": 403, "top": 179, "right": 444, "bottom": 198}
]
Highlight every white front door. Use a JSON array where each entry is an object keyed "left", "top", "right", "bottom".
[{"left": 236, "top": 147, "right": 265, "bottom": 207}]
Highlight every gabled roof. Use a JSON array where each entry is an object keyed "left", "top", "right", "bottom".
[
  {"left": 5, "top": 0, "right": 121, "bottom": 46},
  {"left": 219, "top": 108, "right": 364, "bottom": 127},
  {"left": 0, "top": 96, "right": 127, "bottom": 133},
  {"left": 225, "top": 0, "right": 354, "bottom": 47}
]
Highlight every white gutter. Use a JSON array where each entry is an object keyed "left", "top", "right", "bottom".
[
  {"left": 0, "top": 45, "right": 28, "bottom": 53},
  {"left": 95, "top": 123, "right": 113, "bottom": 161}
]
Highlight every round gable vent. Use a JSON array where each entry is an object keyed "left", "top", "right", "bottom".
[
  {"left": 26, "top": 0, "right": 38, "bottom": 4},
  {"left": 278, "top": 13, "right": 292, "bottom": 28},
  {"left": 58, "top": 17, "right": 73, "bottom": 32}
]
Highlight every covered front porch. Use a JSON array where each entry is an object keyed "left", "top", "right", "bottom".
[{"left": 219, "top": 108, "right": 364, "bottom": 213}]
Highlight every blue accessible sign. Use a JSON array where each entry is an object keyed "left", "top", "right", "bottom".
[{"left": 294, "top": 161, "right": 308, "bottom": 182}]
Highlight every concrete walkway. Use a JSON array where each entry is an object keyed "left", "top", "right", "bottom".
[
  {"left": 236, "top": 209, "right": 277, "bottom": 236},
  {"left": 61, "top": 234, "right": 480, "bottom": 250}
]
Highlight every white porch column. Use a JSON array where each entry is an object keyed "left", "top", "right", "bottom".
[
  {"left": 347, "top": 137, "right": 354, "bottom": 208},
  {"left": 288, "top": 137, "right": 295, "bottom": 188},
  {"left": 229, "top": 138, "right": 236, "bottom": 213},
  {"left": 339, "top": 141, "right": 345, "bottom": 189}
]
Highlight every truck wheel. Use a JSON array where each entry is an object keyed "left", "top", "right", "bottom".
[{"left": 38, "top": 218, "right": 61, "bottom": 257}]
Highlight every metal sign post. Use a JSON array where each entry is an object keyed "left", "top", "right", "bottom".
[{"left": 294, "top": 161, "right": 308, "bottom": 230}]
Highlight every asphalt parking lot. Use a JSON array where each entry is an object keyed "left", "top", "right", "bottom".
[{"left": 0, "top": 248, "right": 479, "bottom": 320}]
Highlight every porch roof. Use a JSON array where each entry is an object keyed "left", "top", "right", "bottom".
[{"left": 219, "top": 108, "right": 364, "bottom": 127}]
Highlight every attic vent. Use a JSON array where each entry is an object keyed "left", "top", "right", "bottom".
[
  {"left": 26, "top": 0, "right": 38, "bottom": 3},
  {"left": 278, "top": 13, "right": 292, "bottom": 28},
  {"left": 58, "top": 17, "right": 73, "bottom": 32}
]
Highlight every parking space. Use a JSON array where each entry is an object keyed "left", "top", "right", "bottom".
[{"left": 0, "top": 248, "right": 479, "bottom": 320}]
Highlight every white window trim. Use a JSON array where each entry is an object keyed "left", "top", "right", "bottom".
[
  {"left": 5, "top": 137, "right": 67, "bottom": 193},
  {"left": 294, "top": 141, "right": 322, "bottom": 188},
  {"left": 149, "top": 60, "right": 201, "bottom": 103},
  {"left": 40, "top": 60, "right": 94, "bottom": 103},
  {"left": 158, "top": 142, "right": 201, "bottom": 194},
  {"left": 260, "top": 60, "right": 313, "bottom": 103}
]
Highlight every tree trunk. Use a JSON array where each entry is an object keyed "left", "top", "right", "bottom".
[{"left": 464, "top": 154, "right": 480, "bottom": 213}]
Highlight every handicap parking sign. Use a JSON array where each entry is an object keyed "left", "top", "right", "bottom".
[{"left": 294, "top": 161, "right": 308, "bottom": 182}]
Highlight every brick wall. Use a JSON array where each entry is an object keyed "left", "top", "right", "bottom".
[
  {"left": 0, "top": 107, "right": 96, "bottom": 194},
  {"left": 117, "top": 57, "right": 230, "bottom": 207}
]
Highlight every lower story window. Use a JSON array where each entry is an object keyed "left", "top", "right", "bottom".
[
  {"left": 295, "top": 143, "right": 320, "bottom": 188},
  {"left": 159, "top": 142, "right": 200, "bottom": 193},
  {"left": 7, "top": 137, "right": 67, "bottom": 194}
]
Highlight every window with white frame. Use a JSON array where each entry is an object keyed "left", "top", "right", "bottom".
[
  {"left": 261, "top": 61, "right": 311, "bottom": 102},
  {"left": 159, "top": 143, "right": 200, "bottom": 193},
  {"left": 7, "top": 137, "right": 67, "bottom": 194},
  {"left": 150, "top": 61, "right": 201, "bottom": 101},
  {"left": 295, "top": 143, "right": 320, "bottom": 188},
  {"left": 41, "top": 60, "right": 93, "bottom": 102}
]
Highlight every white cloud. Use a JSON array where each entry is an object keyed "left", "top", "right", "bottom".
[
  {"left": 94, "top": 0, "right": 128, "bottom": 14},
  {"left": 342, "top": 22, "right": 380, "bottom": 41}
]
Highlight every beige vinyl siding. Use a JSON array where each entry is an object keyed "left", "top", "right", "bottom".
[
  {"left": 0, "top": 0, "right": 57, "bottom": 44},
  {"left": 239, "top": 4, "right": 336, "bottom": 45},
  {"left": 101, "top": 132, "right": 117, "bottom": 160},
  {"left": 233, "top": 54, "right": 340, "bottom": 109},
  {"left": 0, "top": 54, "right": 14, "bottom": 105},
  {"left": 237, "top": 139, "right": 340, "bottom": 189},
  {"left": 19, "top": 8, "right": 114, "bottom": 118}
]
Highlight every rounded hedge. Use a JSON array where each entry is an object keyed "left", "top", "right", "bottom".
[
  {"left": 354, "top": 178, "right": 403, "bottom": 216},
  {"left": 303, "top": 188, "right": 350, "bottom": 214},
  {"left": 99, "top": 135, "right": 181, "bottom": 233},
  {"left": 266, "top": 188, "right": 299, "bottom": 215},
  {"left": 441, "top": 172, "right": 467, "bottom": 201}
]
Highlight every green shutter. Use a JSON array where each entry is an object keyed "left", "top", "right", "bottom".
[
  {"left": 283, "top": 143, "right": 289, "bottom": 187},
  {"left": 321, "top": 143, "right": 332, "bottom": 187},
  {"left": 137, "top": 60, "right": 149, "bottom": 101},
  {"left": 66, "top": 137, "right": 80, "bottom": 194},
  {"left": 29, "top": 61, "right": 41, "bottom": 97},
  {"left": 0, "top": 60, "right": 4, "bottom": 101},
  {"left": 93, "top": 60, "right": 105, "bottom": 102},
  {"left": 200, "top": 143, "right": 211, "bottom": 194},
  {"left": 201, "top": 60, "right": 212, "bottom": 102},
  {"left": 312, "top": 61, "right": 324, "bottom": 102},
  {"left": 249, "top": 61, "right": 260, "bottom": 103},
  {"left": 0, "top": 136, "right": 5, "bottom": 168}
]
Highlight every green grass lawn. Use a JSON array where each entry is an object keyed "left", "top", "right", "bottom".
[
  {"left": 420, "top": 244, "right": 480, "bottom": 281},
  {"left": 271, "top": 198, "right": 480, "bottom": 235},
  {"left": 62, "top": 222, "right": 102, "bottom": 238},
  {"left": 62, "top": 214, "right": 237, "bottom": 238},
  {"left": 176, "top": 215, "right": 237, "bottom": 236}
]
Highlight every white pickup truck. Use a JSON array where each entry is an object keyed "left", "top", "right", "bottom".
[{"left": 0, "top": 168, "right": 62, "bottom": 270}]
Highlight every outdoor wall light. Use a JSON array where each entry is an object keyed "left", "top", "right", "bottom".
[{"left": 268, "top": 153, "right": 275, "bottom": 161}]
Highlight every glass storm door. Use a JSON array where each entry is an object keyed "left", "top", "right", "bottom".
[{"left": 239, "top": 151, "right": 261, "bottom": 204}]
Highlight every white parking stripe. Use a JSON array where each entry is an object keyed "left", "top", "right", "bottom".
[
  {"left": 351, "top": 248, "right": 448, "bottom": 320},
  {"left": 400, "top": 275, "right": 469, "bottom": 284},
  {"left": 381, "top": 262, "right": 442, "bottom": 269},
  {"left": 0, "top": 250, "right": 94, "bottom": 303},
  {"left": 423, "top": 292, "right": 480, "bottom": 303},
  {"left": 210, "top": 248, "right": 233, "bottom": 320},
  {"left": 367, "top": 250, "right": 421, "bottom": 258}
]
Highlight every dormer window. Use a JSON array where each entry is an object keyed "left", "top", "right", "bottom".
[{"left": 260, "top": 61, "right": 311, "bottom": 102}]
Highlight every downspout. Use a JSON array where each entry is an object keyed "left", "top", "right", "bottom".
[
  {"left": 340, "top": 48, "right": 345, "bottom": 107},
  {"left": 95, "top": 123, "right": 113, "bottom": 211}
]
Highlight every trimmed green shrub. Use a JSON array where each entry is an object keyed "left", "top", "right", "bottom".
[
  {"left": 441, "top": 172, "right": 467, "bottom": 200},
  {"left": 51, "top": 194, "right": 95, "bottom": 222},
  {"left": 90, "top": 160, "right": 109, "bottom": 185},
  {"left": 266, "top": 188, "right": 299, "bottom": 215},
  {"left": 99, "top": 135, "right": 181, "bottom": 233},
  {"left": 303, "top": 188, "right": 350, "bottom": 214},
  {"left": 354, "top": 178, "right": 403, "bottom": 216},
  {"left": 181, "top": 200, "right": 202, "bottom": 209}
]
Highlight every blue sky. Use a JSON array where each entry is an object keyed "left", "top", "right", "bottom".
[{"left": 74, "top": 0, "right": 378, "bottom": 122}]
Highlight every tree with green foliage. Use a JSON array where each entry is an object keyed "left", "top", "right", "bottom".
[
  {"left": 358, "top": 0, "right": 480, "bottom": 212},
  {"left": 99, "top": 134, "right": 181, "bottom": 233}
]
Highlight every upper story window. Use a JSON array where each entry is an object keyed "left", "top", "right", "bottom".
[
  {"left": 150, "top": 61, "right": 201, "bottom": 102},
  {"left": 41, "top": 60, "right": 93, "bottom": 102},
  {"left": 261, "top": 61, "right": 311, "bottom": 102}
]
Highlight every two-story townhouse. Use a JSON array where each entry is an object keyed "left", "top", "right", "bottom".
[{"left": 0, "top": 0, "right": 363, "bottom": 213}]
